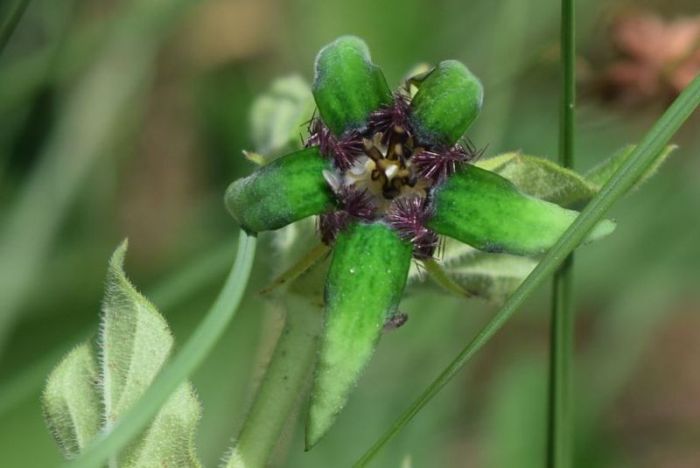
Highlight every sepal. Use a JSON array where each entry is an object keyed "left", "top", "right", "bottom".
[
  {"left": 225, "top": 147, "right": 336, "bottom": 233},
  {"left": 306, "top": 222, "right": 412, "bottom": 448},
  {"left": 313, "top": 36, "right": 393, "bottom": 135}
]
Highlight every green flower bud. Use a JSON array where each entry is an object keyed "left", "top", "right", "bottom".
[
  {"left": 409, "top": 60, "right": 484, "bottom": 146},
  {"left": 306, "top": 222, "right": 412, "bottom": 449},
  {"left": 427, "top": 165, "right": 616, "bottom": 255},
  {"left": 313, "top": 36, "right": 393, "bottom": 135},
  {"left": 225, "top": 147, "right": 336, "bottom": 233}
]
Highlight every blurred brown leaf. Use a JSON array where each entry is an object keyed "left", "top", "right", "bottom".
[{"left": 601, "top": 11, "right": 700, "bottom": 103}]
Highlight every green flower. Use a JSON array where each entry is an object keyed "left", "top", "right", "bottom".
[{"left": 225, "top": 36, "right": 615, "bottom": 448}]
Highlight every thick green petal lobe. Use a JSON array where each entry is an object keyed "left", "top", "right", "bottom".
[
  {"left": 313, "top": 36, "right": 392, "bottom": 135},
  {"left": 409, "top": 60, "right": 484, "bottom": 146},
  {"left": 225, "top": 147, "right": 336, "bottom": 233},
  {"left": 427, "top": 165, "right": 615, "bottom": 255},
  {"left": 306, "top": 222, "right": 412, "bottom": 448}
]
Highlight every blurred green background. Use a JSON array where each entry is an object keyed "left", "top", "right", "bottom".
[{"left": 1, "top": 0, "right": 699, "bottom": 466}]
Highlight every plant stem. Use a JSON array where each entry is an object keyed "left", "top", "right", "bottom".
[
  {"left": 353, "top": 75, "right": 700, "bottom": 467},
  {"left": 422, "top": 258, "right": 471, "bottom": 298},
  {"left": 0, "top": 0, "right": 31, "bottom": 55},
  {"left": 63, "top": 231, "right": 257, "bottom": 468},
  {"left": 225, "top": 297, "right": 322, "bottom": 468},
  {"left": 260, "top": 243, "right": 330, "bottom": 295},
  {"left": 548, "top": 1, "right": 576, "bottom": 467}
]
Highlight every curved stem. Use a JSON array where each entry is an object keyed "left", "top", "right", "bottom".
[
  {"left": 353, "top": 75, "right": 700, "bottom": 467},
  {"left": 548, "top": 1, "right": 576, "bottom": 467},
  {"left": 63, "top": 231, "right": 257, "bottom": 468},
  {"left": 225, "top": 297, "right": 322, "bottom": 468}
]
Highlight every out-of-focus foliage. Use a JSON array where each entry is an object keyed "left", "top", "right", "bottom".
[{"left": 1, "top": 0, "right": 699, "bottom": 467}]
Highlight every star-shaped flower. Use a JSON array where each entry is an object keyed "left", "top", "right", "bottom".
[{"left": 225, "top": 36, "right": 614, "bottom": 448}]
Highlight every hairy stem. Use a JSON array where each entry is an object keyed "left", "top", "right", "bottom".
[{"left": 225, "top": 297, "right": 322, "bottom": 468}]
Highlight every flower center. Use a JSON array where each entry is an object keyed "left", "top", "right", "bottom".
[
  {"left": 341, "top": 125, "right": 430, "bottom": 213},
  {"left": 310, "top": 93, "right": 479, "bottom": 258}
]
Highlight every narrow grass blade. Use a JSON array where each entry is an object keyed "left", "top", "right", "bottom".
[
  {"left": 0, "top": 0, "right": 31, "bottom": 55},
  {"left": 353, "top": 75, "right": 700, "bottom": 467}
]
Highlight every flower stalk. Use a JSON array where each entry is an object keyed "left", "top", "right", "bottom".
[
  {"left": 225, "top": 298, "right": 323, "bottom": 468},
  {"left": 548, "top": 0, "right": 576, "bottom": 467}
]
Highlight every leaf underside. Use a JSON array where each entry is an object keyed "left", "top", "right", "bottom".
[{"left": 42, "top": 241, "right": 202, "bottom": 467}]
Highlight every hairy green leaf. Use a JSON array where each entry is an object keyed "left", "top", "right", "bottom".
[
  {"left": 410, "top": 240, "right": 536, "bottom": 303},
  {"left": 477, "top": 145, "right": 676, "bottom": 210},
  {"left": 585, "top": 144, "right": 676, "bottom": 191},
  {"left": 249, "top": 75, "right": 314, "bottom": 159},
  {"left": 42, "top": 344, "right": 101, "bottom": 460},
  {"left": 100, "top": 242, "right": 174, "bottom": 428},
  {"left": 477, "top": 152, "right": 597, "bottom": 209},
  {"left": 42, "top": 241, "right": 202, "bottom": 467},
  {"left": 122, "top": 383, "right": 201, "bottom": 468}
]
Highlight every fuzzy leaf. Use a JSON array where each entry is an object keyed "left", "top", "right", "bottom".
[
  {"left": 409, "top": 60, "right": 483, "bottom": 146},
  {"left": 313, "top": 36, "right": 392, "bottom": 135},
  {"left": 43, "top": 242, "right": 202, "bottom": 467},
  {"left": 410, "top": 240, "right": 536, "bottom": 303},
  {"left": 427, "top": 165, "right": 615, "bottom": 256},
  {"left": 123, "top": 383, "right": 202, "bottom": 468},
  {"left": 42, "top": 344, "right": 101, "bottom": 459},
  {"left": 445, "top": 249, "right": 536, "bottom": 303},
  {"left": 477, "top": 145, "right": 676, "bottom": 210},
  {"left": 249, "top": 75, "right": 314, "bottom": 158},
  {"left": 225, "top": 147, "right": 336, "bottom": 233},
  {"left": 476, "top": 152, "right": 597, "bottom": 209},
  {"left": 585, "top": 144, "right": 676, "bottom": 191},
  {"left": 100, "top": 242, "right": 174, "bottom": 427},
  {"left": 306, "top": 222, "right": 412, "bottom": 448}
]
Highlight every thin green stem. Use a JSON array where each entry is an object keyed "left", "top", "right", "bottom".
[
  {"left": 0, "top": 0, "right": 31, "bottom": 55},
  {"left": 224, "top": 297, "right": 322, "bottom": 468},
  {"left": 422, "top": 258, "right": 471, "bottom": 298},
  {"left": 353, "top": 75, "right": 700, "bottom": 467},
  {"left": 260, "top": 243, "right": 330, "bottom": 295},
  {"left": 63, "top": 231, "right": 257, "bottom": 468},
  {"left": 548, "top": 1, "right": 576, "bottom": 467}
]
